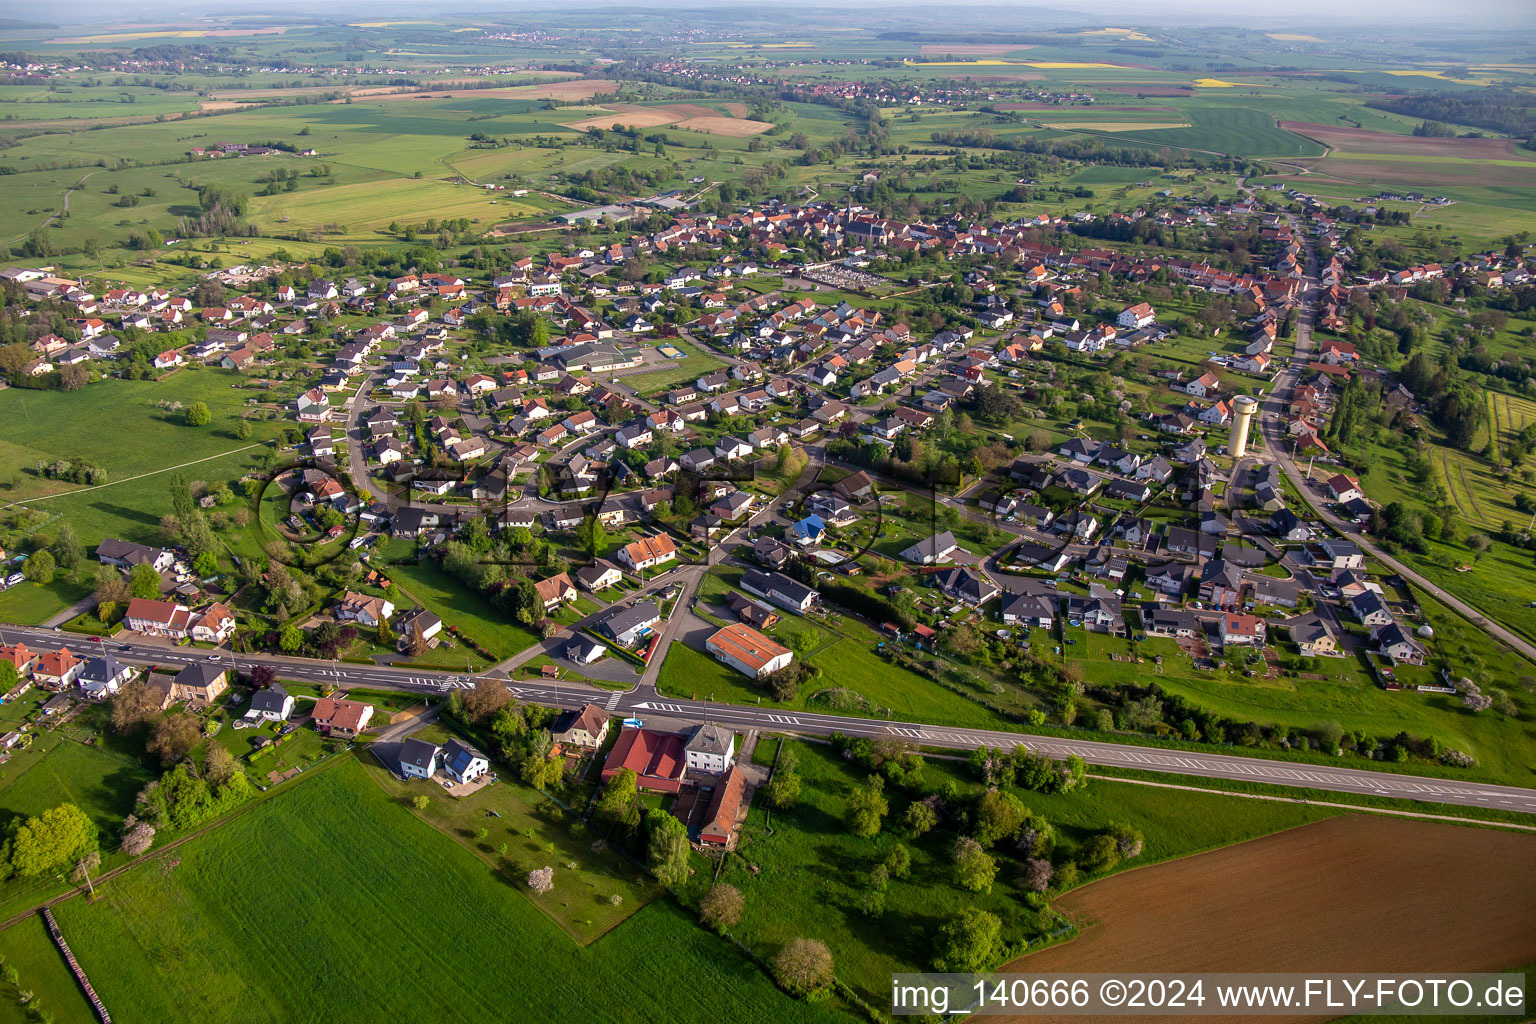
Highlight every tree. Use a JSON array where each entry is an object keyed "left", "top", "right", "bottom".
[
  {"left": 527, "top": 866, "right": 554, "bottom": 894},
  {"left": 204, "top": 745, "right": 239, "bottom": 790},
  {"left": 279, "top": 625, "right": 304, "bottom": 653},
  {"left": 765, "top": 768, "right": 801, "bottom": 809},
  {"left": 236, "top": 419, "right": 252, "bottom": 440},
  {"left": 192, "top": 551, "right": 219, "bottom": 578},
  {"left": 412, "top": 794, "right": 430, "bottom": 811},
  {"left": 71, "top": 849, "right": 102, "bottom": 895},
  {"left": 0, "top": 662, "right": 16, "bottom": 695},
  {"left": 1021, "top": 857, "right": 1054, "bottom": 893},
  {"left": 645, "top": 809, "right": 691, "bottom": 888},
  {"left": 773, "top": 938, "right": 835, "bottom": 998},
  {"left": 953, "top": 836, "right": 997, "bottom": 893},
  {"left": 52, "top": 524, "right": 84, "bottom": 571},
  {"left": 904, "top": 800, "right": 937, "bottom": 837},
  {"left": 8, "top": 803, "right": 96, "bottom": 877},
  {"left": 185, "top": 402, "right": 212, "bottom": 427},
  {"left": 121, "top": 820, "right": 155, "bottom": 857},
  {"left": 972, "top": 789, "right": 1027, "bottom": 848},
  {"left": 700, "top": 883, "right": 744, "bottom": 933},
  {"left": 110, "top": 679, "right": 165, "bottom": 732},
  {"left": 463, "top": 678, "right": 512, "bottom": 724},
  {"left": 21, "top": 550, "right": 55, "bottom": 584},
  {"left": 1078, "top": 833, "right": 1121, "bottom": 873},
  {"left": 130, "top": 563, "right": 162, "bottom": 599},
  {"left": 846, "top": 776, "right": 888, "bottom": 838},
  {"left": 933, "top": 907, "right": 1003, "bottom": 972},
  {"left": 1106, "top": 822, "right": 1144, "bottom": 860},
  {"left": 576, "top": 514, "right": 608, "bottom": 558},
  {"left": 147, "top": 713, "right": 202, "bottom": 763},
  {"left": 248, "top": 664, "right": 276, "bottom": 690},
  {"left": 595, "top": 768, "right": 640, "bottom": 830},
  {"left": 884, "top": 844, "right": 911, "bottom": 879}
]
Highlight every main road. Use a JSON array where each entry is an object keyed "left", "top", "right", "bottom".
[{"left": 4, "top": 617, "right": 1534, "bottom": 815}]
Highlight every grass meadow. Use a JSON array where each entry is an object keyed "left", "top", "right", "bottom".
[{"left": 50, "top": 757, "right": 845, "bottom": 1024}]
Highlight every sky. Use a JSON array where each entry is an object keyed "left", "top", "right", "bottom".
[{"left": 22, "top": 0, "right": 1536, "bottom": 31}]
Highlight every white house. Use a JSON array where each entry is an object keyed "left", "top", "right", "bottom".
[
  {"left": 1117, "top": 302, "right": 1156, "bottom": 329},
  {"left": 684, "top": 723, "right": 736, "bottom": 774},
  {"left": 441, "top": 738, "right": 490, "bottom": 785},
  {"left": 400, "top": 737, "right": 439, "bottom": 779},
  {"left": 244, "top": 684, "right": 295, "bottom": 723}
]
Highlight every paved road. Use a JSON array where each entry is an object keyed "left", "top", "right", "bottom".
[
  {"left": 4, "top": 619, "right": 1533, "bottom": 814},
  {"left": 1256, "top": 217, "right": 1536, "bottom": 664}
]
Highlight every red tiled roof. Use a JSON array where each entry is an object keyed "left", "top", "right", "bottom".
[{"left": 602, "top": 728, "right": 686, "bottom": 792}]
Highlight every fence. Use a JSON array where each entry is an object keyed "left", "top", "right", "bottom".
[{"left": 42, "top": 907, "right": 112, "bottom": 1024}]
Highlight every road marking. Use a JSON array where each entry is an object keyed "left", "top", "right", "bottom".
[
  {"left": 764, "top": 714, "right": 801, "bottom": 725},
  {"left": 604, "top": 690, "right": 623, "bottom": 710},
  {"left": 884, "top": 726, "right": 924, "bottom": 739}
]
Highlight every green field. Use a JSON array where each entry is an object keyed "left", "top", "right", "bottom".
[
  {"left": 717, "top": 739, "right": 1340, "bottom": 1005},
  {"left": 51, "top": 757, "right": 844, "bottom": 1024},
  {"left": 0, "top": 914, "right": 96, "bottom": 1024}
]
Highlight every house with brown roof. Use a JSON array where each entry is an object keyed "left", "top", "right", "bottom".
[
  {"left": 192, "top": 603, "right": 237, "bottom": 644},
  {"left": 171, "top": 663, "right": 229, "bottom": 704},
  {"left": 551, "top": 703, "right": 610, "bottom": 750},
  {"left": 534, "top": 572, "right": 577, "bottom": 611},
  {"left": 32, "top": 647, "right": 82, "bottom": 691},
  {"left": 124, "top": 598, "right": 194, "bottom": 638},
  {"left": 0, "top": 643, "right": 36, "bottom": 680},
  {"left": 698, "top": 766, "right": 748, "bottom": 848},
  {"left": 705, "top": 623, "right": 792, "bottom": 679},
  {"left": 334, "top": 591, "right": 395, "bottom": 628},
  {"left": 311, "top": 697, "right": 375, "bottom": 739},
  {"left": 618, "top": 533, "right": 678, "bottom": 572}
]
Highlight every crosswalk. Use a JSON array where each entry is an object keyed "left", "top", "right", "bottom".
[
  {"left": 764, "top": 714, "right": 801, "bottom": 725},
  {"left": 604, "top": 689, "right": 623, "bottom": 710}
]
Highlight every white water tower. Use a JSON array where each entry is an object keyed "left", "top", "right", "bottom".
[{"left": 1230, "top": 395, "right": 1259, "bottom": 458}]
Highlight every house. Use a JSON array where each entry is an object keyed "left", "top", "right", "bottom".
[
  {"left": 596, "top": 602, "right": 662, "bottom": 646},
  {"left": 32, "top": 647, "right": 83, "bottom": 691},
  {"left": 741, "top": 569, "right": 818, "bottom": 615},
  {"left": 566, "top": 635, "right": 608, "bottom": 665},
  {"left": 698, "top": 766, "right": 747, "bottom": 848},
  {"left": 1220, "top": 613, "right": 1267, "bottom": 648},
  {"left": 1269, "top": 507, "right": 1310, "bottom": 542},
  {"left": 1284, "top": 614, "right": 1339, "bottom": 658},
  {"left": 124, "top": 598, "right": 194, "bottom": 639},
  {"left": 753, "top": 537, "right": 792, "bottom": 570},
  {"left": 400, "top": 737, "right": 440, "bottom": 780},
  {"left": 706, "top": 623, "right": 792, "bottom": 679},
  {"left": 78, "top": 657, "right": 134, "bottom": 699},
  {"left": 551, "top": 704, "right": 611, "bottom": 749},
  {"left": 934, "top": 567, "right": 1000, "bottom": 606},
  {"left": 601, "top": 727, "right": 687, "bottom": 794},
  {"left": 1184, "top": 371, "right": 1221, "bottom": 399},
  {"left": 334, "top": 591, "right": 395, "bottom": 628},
  {"left": 535, "top": 572, "right": 577, "bottom": 610},
  {"left": 442, "top": 738, "right": 491, "bottom": 785},
  {"left": 310, "top": 697, "right": 374, "bottom": 739},
  {"left": 1376, "top": 621, "right": 1426, "bottom": 666},
  {"left": 396, "top": 608, "right": 443, "bottom": 649},
  {"left": 900, "top": 531, "right": 958, "bottom": 565},
  {"left": 789, "top": 514, "right": 825, "bottom": 546},
  {"left": 1349, "top": 589, "right": 1395, "bottom": 628},
  {"left": 684, "top": 723, "right": 736, "bottom": 773},
  {"left": 1144, "top": 607, "right": 1202, "bottom": 639},
  {"left": 999, "top": 584, "right": 1056, "bottom": 629},
  {"left": 245, "top": 684, "right": 295, "bottom": 723},
  {"left": 618, "top": 533, "right": 678, "bottom": 572},
  {"left": 1063, "top": 586, "right": 1123, "bottom": 632},
  {"left": 96, "top": 538, "right": 174, "bottom": 572},
  {"left": 1304, "top": 538, "right": 1365, "bottom": 570},
  {"left": 0, "top": 642, "right": 35, "bottom": 679},
  {"left": 1325, "top": 473, "right": 1364, "bottom": 504},
  {"left": 171, "top": 663, "right": 229, "bottom": 704},
  {"left": 1117, "top": 302, "right": 1156, "bottom": 330},
  {"left": 836, "top": 471, "right": 875, "bottom": 500},
  {"left": 574, "top": 560, "right": 623, "bottom": 592}
]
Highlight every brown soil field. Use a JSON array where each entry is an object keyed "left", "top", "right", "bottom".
[
  {"left": 962, "top": 73, "right": 1047, "bottom": 82},
  {"left": 919, "top": 43, "right": 1034, "bottom": 56},
  {"left": 1007, "top": 815, "right": 1536, "bottom": 1024},
  {"left": 1280, "top": 122, "right": 1534, "bottom": 160},
  {"left": 722, "top": 102, "right": 750, "bottom": 118},
  {"left": 654, "top": 102, "right": 720, "bottom": 119},
  {"left": 562, "top": 110, "right": 681, "bottom": 132},
  {"left": 675, "top": 115, "right": 775, "bottom": 136}
]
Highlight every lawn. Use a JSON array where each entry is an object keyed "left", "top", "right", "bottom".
[
  {"left": 51, "top": 757, "right": 845, "bottom": 1024},
  {"left": 716, "top": 739, "right": 1339, "bottom": 1007},
  {"left": 380, "top": 557, "right": 535, "bottom": 663},
  {"left": 363, "top": 755, "right": 654, "bottom": 944},
  {"left": 0, "top": 370, "right": 282, "bottom": 508},
  {"left": 0, "top": 737, "right": 154, "bottom": 837}
]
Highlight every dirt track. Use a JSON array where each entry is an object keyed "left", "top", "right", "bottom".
[
  {"left": 1279, "top": 122, "right": 1535, "bottom": 161},
  {"left": 1007, "top": 815, "right": 1536, "bottom": 1023}
]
